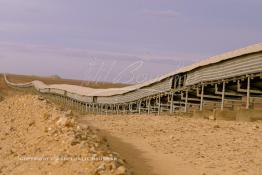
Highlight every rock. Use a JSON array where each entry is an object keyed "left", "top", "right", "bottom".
[
  {"left": 112, "top": 152, "right": 120, "bottom": 157},
  {"left": 108, "top": 162, "right": 117, "bottom": 171},
  {"left": 56, "top": 117, "right": 74, "bottom": 127},
  {"left": 79, "top": 142, "right": 86, "bottom": 148},
  {"left": 70, "top": 118, "right": 75, "bottom": 125},
  {"left": 51, "top": 114, "right": 59, "bottom": 121},
  {"left": 38, "top": 96, "right": 45, "bottom": 101},
  {"left": 253, "top": 125, "right": 259, "bottom": 129},
  {"left": 80, "top": 134, "right": 88, "bottom": 141},
  {"left": 44, "top": 127, "right": 48, "bottom": 133},
  {"left": 90, "top": 146, "right": 96, "bottom": 153},
  {"left": 94, "top": 143, "right": 99, "bottom": 148},
  {"left": 116, "top": 159, "right": 125, "bottom": 166},
  {"left": 29, "top": 120, "right": 35, "bottom": 126},
  {"left": 76, "top": 125, "right": 81, "bottom": 131},
  {"left": 159, "top": 129, "right": 165, "bottom": 133},
  {"left": 74, "top": 132, "right": 82, "bottom": 139},
  {"left": 96, "top": 163, "right": 106, "bottom": 172},
  {"left": 81, "top": 125, "right": 90, "bottom": 130},
  {"left": 115, "top": 166, "right": 126, "bottom": 175},
  {"left": 213, "top": 124, "right": 220, "bottom": 128},
  {"left": 70, "top": 139, "right": 80, "bottom": 146},
  {"left": 50, "top": 129, "right": 58, "bottom": 136},
  {"left": 64, "top": 110, "right": 73, "bottom": 117},
  {"left": 209, "top": 115, "right": 215, "bottom": 120},
  {"left": 43, "top": 113, "right": 51, "bottom": 120},
  {"left": 9, "top": 126, "right": 15, "bottom": 132},
  {"left": 43, "top": 99, "right": 49, "bottom": 104}
]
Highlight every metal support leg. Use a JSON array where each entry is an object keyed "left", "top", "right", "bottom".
[
  {"left": 122, "top": 105, "right": 125, "bottom": 114},
  {"left": 158, "top": 95, "right": 161, "bottom": 115},
  {"left": 81, "top": 102, "right": 83, "bottom": 112},
  {"left": 147, "top": 99, "right": 151, "bottom": 115},
  {"left": 138, "top": 101, "right": 141, "bottom": 114},
  {"left": 97, "top": 104, "right": 99, "bottom": 114},
  {"left": 77, "top": 101, "right": 79, "bottom": 111},
  {"left": 221, "top": 81, "right": 225, "bottom": 110},
  {"left": 185, "top": 90, "right": 188, "bottom": 112},
  {"left": 246, "top": 76, "right": 250, "bottom": 109},
  {"left": 200, "top": 84, "right": 204, "bottom": 111},
  {"left": 170, "top": 92, "right": 174, "bottom": 114},
  {"left": 129, "top": 103, "right": 131, "bottom": 114},
  {"left": 116, "top": 105, "right": 118, "bottom": 115}
]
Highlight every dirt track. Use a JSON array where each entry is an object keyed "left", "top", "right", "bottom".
[{"left": 81, "top": 115, "right": 262, "bottom": 175}]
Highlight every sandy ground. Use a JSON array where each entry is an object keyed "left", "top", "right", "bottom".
[
  {"left": 0, "top": 95, "right": 129, "bottom": 175},
  {"left": 1, "top": 92, "right": 262, "bottom": 175},
  {"left": 81, "top": 115, "right": 262, "bottom": 175}
]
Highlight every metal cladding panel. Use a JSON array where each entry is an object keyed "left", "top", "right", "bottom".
[
  {"left": 49, "top": 88, "right": 65, "bottom": 95},
  {"left": 66, "top": 92, "right": 93, "bottom": 103},
  {"left": 18, "top": 84, "right": 33, "bottom": 88},
  {"left": 8, "top": 83, "right": 33, "bottom": 88},
  {"left": 39, "top": 88, "right": 49, "bottom": 93},
  {"left": 186, "top": 52, "right": 262, "bottom": 86},
  {"left": 75, "top": 95, "right": 93, "bottom": 102},
  {"left": 97, "top": 78, "right": 172, "bottom": 104}
]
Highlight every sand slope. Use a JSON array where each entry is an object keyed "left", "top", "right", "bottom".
[{"left": 0, "top": 95, "right": 129, "bottom": 175}]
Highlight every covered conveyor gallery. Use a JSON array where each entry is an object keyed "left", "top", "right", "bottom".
[{"left": 4, "top": 44, "right": 262, "bottom": 116}]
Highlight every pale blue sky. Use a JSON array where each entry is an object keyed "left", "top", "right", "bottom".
[{"left": 0, "top": 0, "right": 261, "bottom": 83}]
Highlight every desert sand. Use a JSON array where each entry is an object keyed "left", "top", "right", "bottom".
[
  {"left": 81, "top": 115, "right": 262, "bottom": 175},
  {"left": 0, "top": 95, "right": 129, "bottom": 175},
  {"left": 1, "top": 76, "right": 262, "bottom": 175}
]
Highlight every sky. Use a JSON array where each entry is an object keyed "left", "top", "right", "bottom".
[{"left": 0, "top": 0, "right": 261, "bottom": 84}]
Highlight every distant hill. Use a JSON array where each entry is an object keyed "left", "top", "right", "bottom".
[{"left": 48, "top": 75, "right": 62, "bottom": 79}]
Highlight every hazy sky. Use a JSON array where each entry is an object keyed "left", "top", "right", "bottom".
[{"left": 0, "top": 0, "right": 261, "bottom": 83}]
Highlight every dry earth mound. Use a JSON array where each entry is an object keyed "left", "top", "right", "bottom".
[{"left": 0, "top": 95, "right": 128, "bottom": 175}]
